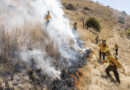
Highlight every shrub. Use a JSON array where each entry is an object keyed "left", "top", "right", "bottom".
[
  {"left": 127, "top": 29, "right": 130, "bottom": 37},
  {"left": 107, "top": 5, "right": 110, "bottom": 8},
  {"left": 122, "top": 11, "right": 127, "bottom": 16},
  {"left": 85, "top": 17, "right": 102, "bottom": 32},
  {"left": 118, "top": 30, "right": 125, "bottom": 37}
]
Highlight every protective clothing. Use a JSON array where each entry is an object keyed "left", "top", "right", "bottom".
[
  {"left": 98, "top": 43, "right": 108, "bottom": 53},
  {"left": 105, "top": 65, "right": 120, "bottom": 83},
  {"left": 114, "top": 44, "right": 118, "bottom": 49},
  {"left": 114, "top": 44, "right": 118, "bottom": 55},
  {"left": 102, "top": 39, "right": 106, "bottom": 42},
  {"left": 74, "top": 22, "right": 77, "bottom": 29},
  {"left": 104, "top": 48, "right": 110, "bottom": 53},
  {"left": 102, "top": 39, "right": 106, "bottom": 44},
  {"left": 102, "top": 54, "right": 122, "bottom": 83},
  {"left": 99, "top": 51, "right": 106, "bottom": 60},
  {"left": 95, "top": 36, "right": 99, "bottom": 40},
  {"left": 102, "top": 55, "right": 122, "bottom": 69},
  {"left": 95, "top": 36, "right": 99, "bottom": 44},
  {"left": 46, "top": 14, "right": 51, "bottom": 22}
]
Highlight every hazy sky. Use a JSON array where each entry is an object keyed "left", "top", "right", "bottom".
[{"left": 92, "top": 0, "right": 130, "bottom": 15}]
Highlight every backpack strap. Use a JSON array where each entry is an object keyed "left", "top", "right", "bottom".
[
  {"left": 109, "top": 55, "right": 116, "bottom": 67},
  {"left": 110, "top": 60, "right": 116, "bottom": 67}
]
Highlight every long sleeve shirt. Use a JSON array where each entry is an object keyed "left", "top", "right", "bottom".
[
  {"left": 98, "top": 43, "right": 108, "bottom": 53},
  {"left": 102, "top": 55, "right": 122, "bottom": 69}
]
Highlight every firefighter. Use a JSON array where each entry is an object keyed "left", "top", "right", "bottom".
[
  {"left": 45, "top": 10, "right": 52, "bottom": 26},
  {"left": 95, "top": 35, "right": 99, "bottom": 44},
  {"left": 73, "top": 22, "right": 77, "bottom": 34},
  {"left": 74, "top": 22, "right": 77, "bottom": 31},
  {"left": 114, "top": 44, "right": 118, "bottom": 55},
  {"left": 98, "top": 39, "right": 108, "bottom": 60},
  {"left": 101, "top": 48, "right": 122, "bottom": 83}
]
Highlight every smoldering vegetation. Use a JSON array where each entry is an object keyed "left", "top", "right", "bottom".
[
  {"left": 0, "top": 25, "right": 92, "bottom": 90},
  {"left": 0, "top": 0, "right": 92, "bottom": 90}
]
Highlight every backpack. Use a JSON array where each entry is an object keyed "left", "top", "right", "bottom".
[{"left": 110, "top": 55, "right": 121, "bottom": 68}]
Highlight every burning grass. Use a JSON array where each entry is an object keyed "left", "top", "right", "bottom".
[
  {"left": 0, "top": 24, "right": 93, "bottom": 89},
  {"left": 70, "top": 69, "right": 87, "bottom": 89}
]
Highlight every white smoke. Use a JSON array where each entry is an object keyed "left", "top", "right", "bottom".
[{"left": 0, "top": 0, "right": 83, "bottom": 79}]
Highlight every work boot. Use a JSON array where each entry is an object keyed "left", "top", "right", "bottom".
[{"left": 117, "top": 80, "right": 120, "bottom": 83}]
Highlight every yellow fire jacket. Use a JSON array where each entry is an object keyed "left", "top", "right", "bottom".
[
  {"left": 95, "top": 37, "right": 99, "bottom": 40},
  {"left": 46, "top": 15, "right": 51, "bottom": 22},
  {"left": 102, "top": 55, "right": 122, "bottom": 69},
  {"left": 98, "top": 43, "right": 108, "bottom": 53},
  {"left": 114, "top": 45, "right": 118, "bottom": 49}
]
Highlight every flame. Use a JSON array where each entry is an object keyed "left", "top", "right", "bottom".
[{"left": 70, "top": 70, "right": 87, "bottom": 89}]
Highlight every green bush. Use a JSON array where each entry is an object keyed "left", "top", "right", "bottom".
[
  {"left": 85, "top": 17, "right": 102, "bottom": 32},
  {"left": 118, "top": 30, "right": 125, "bottom": 36},
  {"left": 127, "top": 28, "right": 130, "bottom": 37}
]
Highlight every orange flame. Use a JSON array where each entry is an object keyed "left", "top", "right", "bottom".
[{"left": 70, "top": 70, "right": 86, "bottom": 89}]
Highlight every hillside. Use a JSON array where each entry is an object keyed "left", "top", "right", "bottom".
[
  {"left": 61, "top": 0, "right": 130, "bottom": 41},
  {"left": 61, "top": 0, "right": 130, "bottom": 90},
  {"left": 0, "top": 0, "right": 130, "bottom": 90}
]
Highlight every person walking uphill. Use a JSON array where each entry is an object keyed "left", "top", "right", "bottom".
[
  {"left": 45, "top": 10, "right": 52, "bottom": 26},
  {"left": 114, "top": 44, "right": 118, "bottom": 55},
  {"left": 73, "top": 22, "right": 78, "bottom": 34},
  {"left": 74, "top": 22, "right": 77, "bottom": 31},
  {"left": 95, "top": 35, "right": 99, "bottom": 44},
  {"left": 98, "top": 39, "right": 108, "bottom": 60},
  {"left": 101, "top": 48, "right": 122, "bottom": 83}
]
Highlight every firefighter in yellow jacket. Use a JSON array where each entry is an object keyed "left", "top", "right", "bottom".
[
  {"left": 45, "top": 10, "right": 52, "bottom": 26},
  {"left": 114, "top": 44, "right": 118, "bottom": 55},
  {"left": 101, "top": 48, "right": 122, "bottom": 83},
  {"left": 98, "top": 39, "right": 108, "bottom": 60}
]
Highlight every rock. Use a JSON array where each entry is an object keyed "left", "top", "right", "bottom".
[
  {"left": 118, "top": 16, "right": 125, "bottom": 24},
  {"left": 66, "top": 4, "right": 73, "bottom": 10},
  {"left": 12, "top": 80, "right": 18, "bottom": 86},
  {"left": 122, "top": 11, "right": 127, "bottom": 16}
]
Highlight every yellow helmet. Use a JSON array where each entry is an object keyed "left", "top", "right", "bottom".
[
  {"left": 102, "top": 39, "right": 106, "bottom": 42},
  {"left": 104, "top": 48, "right": 110, "bottom": 53}
]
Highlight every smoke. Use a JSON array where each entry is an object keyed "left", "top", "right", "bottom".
[{"left": 0, "top": 0, "right": 90, "bottom": 83}]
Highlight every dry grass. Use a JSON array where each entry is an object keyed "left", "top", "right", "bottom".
[
  {"left": 45, "top": 40, "right": 60, "bottom": 60},
  {"left": 70, "top": 69, "right": 87, "bottom": 90},
  {"left": 61, "top": 0, "right": 130, "bottom": 90},
  {"left": 0, "top": 24, "right": 62, "bottom": 72}
]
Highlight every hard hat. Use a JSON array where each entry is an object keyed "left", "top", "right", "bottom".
[
  {"left": 102, "top": 39, "right": 106, "bottom": 42},
  {"left": 104, "top": 48, "right": 110, "bottom": 53}
]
